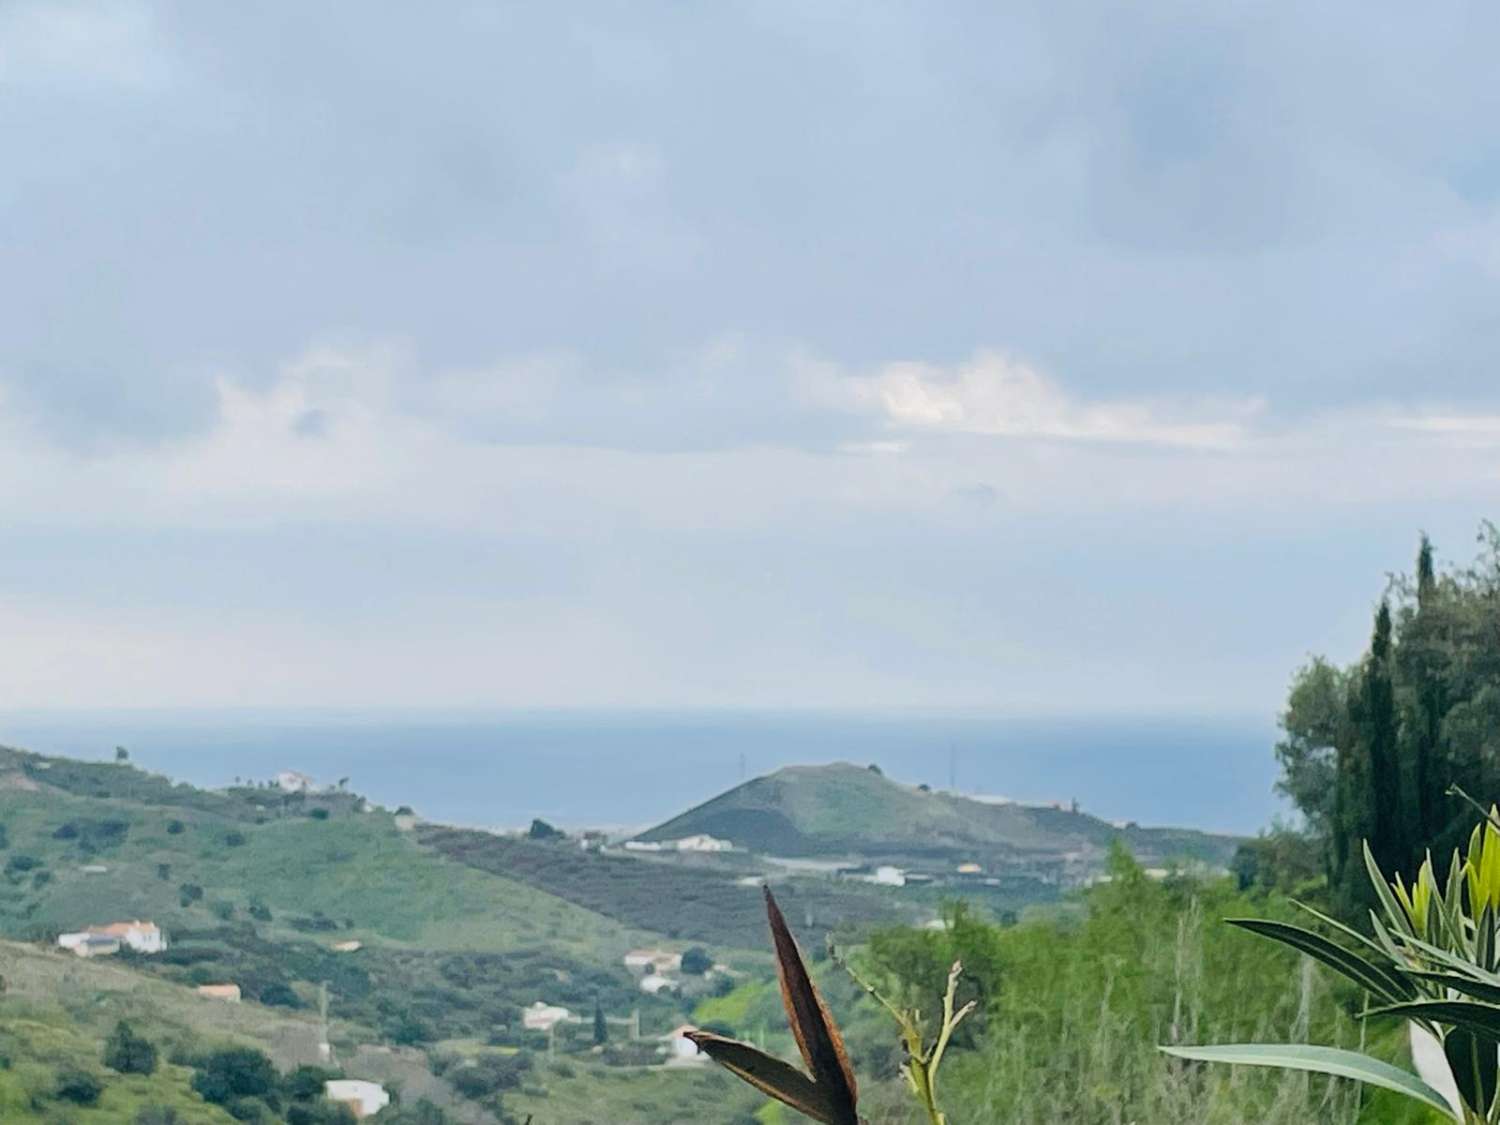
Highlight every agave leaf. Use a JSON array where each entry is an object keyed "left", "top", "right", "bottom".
[
  {"left": 1444, "top": 1027, "right": 1500, "bottom": 1117},
  {"left": 764, "top": 887, "right": 859, "bottom": 1122},
  {"left": 684, "top": 1031, "right": 849, "bottom": 1124},
  {"left": 1366, "top": 1000, "right": 1500, "bottom": 1041},
  {"left": 1293, "top": 900, "right": 1389, "bottom": 959},
  {"left": 1226, "top": 918, "right": 1413, "bottom": 1002},
  {"left": 1365, "top": 842, "right": 1414, "bottom": 938},
  {"left": 1409, "top": 971, "right": 1500, "bottom": 1006},
  {"left": 1159, "top": 1043, "right": 1456, "bottom": 1118},
  {"left": 1395, "top": 932, "right": 1500, "bottom": 984}
]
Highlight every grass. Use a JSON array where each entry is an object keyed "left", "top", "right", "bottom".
[{"left": 502, "top": 1055, "right": 764, "bottom": 1125}]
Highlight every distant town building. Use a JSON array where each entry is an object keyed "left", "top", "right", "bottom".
[
  {"left": 78, "top": 864, "right": 109, "bottom": 874},
  {"left": 58, "top": 920, "right": 165, "bottom": 956},
  {"left": 521, "top": 1001, "right": 572, "bottom": 1032},
  {"left": 638, "top": 973, "right": 676, "bottom": 996},
  {"left": 624, "top": 948, "right": 683, "bottom": 974},
  {"left": 196, "top": 983, "right": 242, "bottom": 1002},
  {"left": 669, "top": 834, "right": 733, "bottom": 853},
  {"left": 276, "top": 770, "right": 316, "bottom": 792},
  {"left": 623, "top": 840, "right": 664, "bottom": 852},
  {"left": 94, "top": 920, "right": 167, "bottom": 953},
  {"left": 578, "top": 830, "right": 609, "bottom": 852},
  {"left": 57, "top": 932, "right": 121, "bottom": 958},
  {"left": 663, "top": 1025, "right": 706, "bottom": 1063},
  {"left": 330, "top": 939, "right": 362, "bottom": 953},
  {"left": 325, "top": 1079, "right": 390, "bottom": 1119},
  {"left": 956, "top": 862, "right": 983, "bottom": 875},
  {"left": 392, "top": 813, "right": 419, "bottom": 832}
]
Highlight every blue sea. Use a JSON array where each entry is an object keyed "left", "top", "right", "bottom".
[{"left": 0, "top": 710, "right": 1282, "bottom": 836}]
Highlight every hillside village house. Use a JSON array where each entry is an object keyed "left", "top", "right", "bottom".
[
  {"left": 57, "top": 932, "right": 120, "bottom": 958},
  {"left": 671, "top": 833, "right": 733, "bottom": 853},
  {"left": 623, "top": 948, "right": 682, "bottom": 974},
  {"left": 325, "top": 1079, "right": 390, "bottom": 1119},
  {"left": 521, "top": 1001, "right": 572, "bottom": 1033},
  {"left": 664, "top": 1025, "right": 706, "bottom": 1064},
  {"left": 196, "top": 983, "right": 242, "bottom": 1002},
  {"left": 639, "top": 972, "right": 676, "bottom": 996},
  {"left": 276, "top": 770, "right": 316, "bottom": 792},
  {"left": 57, "top": 920, "right": 165, "bottom": 957}
]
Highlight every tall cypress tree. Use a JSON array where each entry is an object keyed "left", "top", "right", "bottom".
[
  {"left": 1333, "top": 602, "right": 1402, "bottom": 917},
  {"left": 1408, "top": 535, "right": 1447, "bottom": 859},
  {"left": 1364, "top": 600, "right": 1406, "bottom": 877}
]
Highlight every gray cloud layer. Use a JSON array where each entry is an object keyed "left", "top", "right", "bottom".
[{"left": 2, "top": 2, "right": 1499, "bottom": 709}]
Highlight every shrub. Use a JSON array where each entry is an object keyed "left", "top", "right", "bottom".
[
  {"left": 166, "top": 820, "right": 185, "bottom": 834},
  {"left": 284, "top": 1064, "right": 338, "bottom": 1101},
  {"left": 680, "top": 947, "right": 713, "bottom": 975},
  {"left": 248, "top": 897, "right": 273, "bottom": 922},
  {"left": 211, "top": 900, "right": 236, "bottom": 921},
  {"left": 179, "top": 882, "right": 204, "bottom": 907},
  {"left": 54, "top": 1068, "right": 104, "bottom": 1105},
  {"left": 309, "top": 807, "right": 330, "bottom": 820},
  {"left": 224, "top": 831, "right": 247, "bottom": 847},
  {"left": 104, "top": 1020, "right": 159, "bottom": 1075},
  {"left": 191, "top": 1046, "right": 279, "bottom": 1107}
]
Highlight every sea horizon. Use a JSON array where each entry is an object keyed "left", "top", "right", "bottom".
[{"left": 0, "top": 707, "right": 1284, "bottom": 837}]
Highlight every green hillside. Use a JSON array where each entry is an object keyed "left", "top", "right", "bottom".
[{"left": 635, "top": 762, "right": 1240, "bottom": 869}]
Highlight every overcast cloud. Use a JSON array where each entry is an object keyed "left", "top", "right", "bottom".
[{"left": 2, "top": 1, "right": 1499, "bottom": 710}]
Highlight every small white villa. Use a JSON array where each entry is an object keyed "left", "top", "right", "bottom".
[
  {"left": 664, "top": 1024, "right": 706, "bottom": 1064},
  {"left": 624, "top": 948, "right": 682, "bottom": 974},
  {"left": 670, "top": 834, "right": 733, "bottom": 853},
  {"left": 276, "top": 770, "right": 316, "bottom": 792},
  {"left": 57, "top": 932, "right": 120, "bottom": 958},
  {"left": 521, "top": 1001, "right": 572, "bottom": 1032},
  {"left": 58, "top": 920, "right": 166, "bottom": 957},
  {"left": 325, "top": 1079, "right": 390, "bottom": 1119},
  {"left": 639, "top": 973, "right": 676, "bottom": 996}
]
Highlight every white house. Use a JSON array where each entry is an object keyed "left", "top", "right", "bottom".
[
  {"left": 57, "top": 932, "right": 120, "bottom": 958},
  {"left": 521, "top": 1001, "right": 572, "bottom": 1032},
  {"left": 276, "top": 770, "right": 316, "bottom": 792},
  {"left": 58, "top": 920, "right": 165, "bottom": 956},
  {"left": 670, "top": 834, "right": 733, "bottom": 853},
  {"left": 624, "top": 948, "right": 682, "bottom": 975},
  {"left": 95, "top": 920, "right": 167, "bottom": 953},
  {"left": 325, "top": 1080, "right": 390, "bottom": 1120},
  {"left": 639, "top": 973, "right": 676, "bottom": 996},
  {"left": 663, "top": 1025, "right": 706, "bottom": 1064}
]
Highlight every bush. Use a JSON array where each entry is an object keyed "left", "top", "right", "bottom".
[
  {"left": 167, "top": 820, "right": 185, "bottom": 834},
  {"left": 224, "top": 831, "right": 247, "bottom": 847},
  {"left": 191, "top": 1046, "right": 279, "bottom": 1107},
  {"left": 284, "top": 1064, "right": 338, "bottom": 1102},
  {"left": 54, "top": 1068, "right": 103, "bottom": 1105},
  {"left": 258, "top": 981, "right": 302, "bottom": 1008},
  {"left": 5, "top": 854, "right": 40, "bottom": 875},
  {"left": 527, "top": 818, "right": 564, "bottom": 841},
  {"left": 104, "top": 1020, "right": 159, "bottom": 1075},
  {"left": 179, "top": 882, "right": 204, "bottom": 907},
  {"left": 211, "top": 900, "right": 237, "bottom": 921},
  {"left": 309, "top": 807, "right": 330, "bottom": 820},
  {"left": 248, "top": 897, "right": 273, "bottom": 922},
  {"left": 680, "top": 947, "right": 713, "bottom": 975},
  {"left": 449, "top": 1051, "right": 532, "bottom": 1099}
]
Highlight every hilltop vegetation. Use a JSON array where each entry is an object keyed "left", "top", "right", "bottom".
[{"left": 637, "top": 762, "right": 1240, "bottom": 872}]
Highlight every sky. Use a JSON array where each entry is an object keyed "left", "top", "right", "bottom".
[{"left": 2, "top": 1, "right": 1500, "bottom": 712}]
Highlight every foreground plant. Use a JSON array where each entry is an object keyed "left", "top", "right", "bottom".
[
  {"left": 687, "top": 888, "right": 972, "bottom": 1125},
  {"left": 1162, "top": 797, "right": 1500, "bottom": 1124}
]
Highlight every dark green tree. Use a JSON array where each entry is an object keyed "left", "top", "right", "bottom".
[
  {"left": 104, "top": 1020, "right": 158, "bottom": 1075},
  {"left": 593, "top": 996, "right": 607, "bottom": 1046}
]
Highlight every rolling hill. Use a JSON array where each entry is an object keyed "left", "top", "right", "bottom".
[{"left": 635, "top": 762, "right": 1242, "bottom": 871}]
